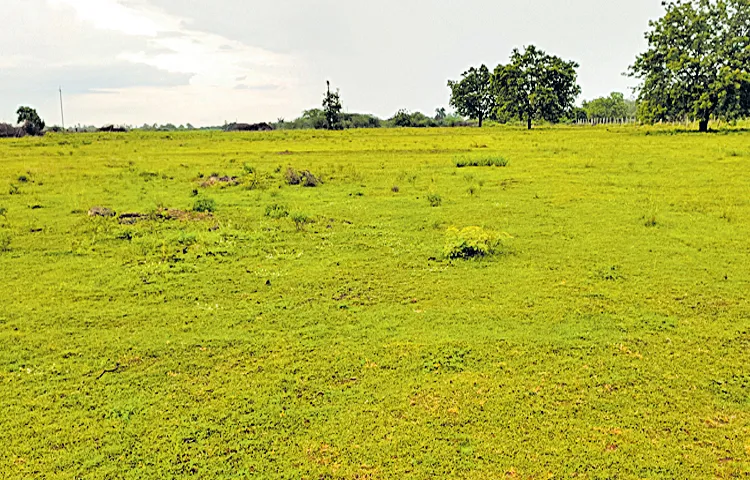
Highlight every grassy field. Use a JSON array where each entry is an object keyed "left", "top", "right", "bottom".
[{"left": 0, "top": 126, "right": 748, "bottom": 479}]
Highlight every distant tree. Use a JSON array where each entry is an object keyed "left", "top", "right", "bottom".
[
  {"left": 434, "top": 107, "right": 447, "bottom": 122},
  {"left": 570, "top": 107, "right": 589, "bottom": 122},
  {"left": 583, "top": 92, "right": 630, "bottom": 119},
  {"left": 493, "top": 46, "right": 581, "bottom": 129},
  {"left": 629, "top": 0, "right": 750, "bottom": 132},
  {"left": 448, "top": 65, "right": 495, "bottom": 127},
  {"left": 16, "top": 106, "right": 45, "bottom": 136},
  {"left": 302, "top": 109, "right": 328, "bottom": 129},
  {"left": 391, "top": 109, "right": 413, "bottom": 127},
  {"left": 389, "top": 109, "right": 436, "bottom": 128},
  {"left": 624, "top": 98, "right": 638, "bottom": 119},
  {"left": 322, "top": 81, "right": 343, "bottom": 130}
]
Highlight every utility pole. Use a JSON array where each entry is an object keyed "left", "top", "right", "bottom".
[{"left": 59, "top": 87, "right": 65, "bottom": 132}]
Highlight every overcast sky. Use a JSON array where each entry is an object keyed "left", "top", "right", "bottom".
[{"left": 1, "top": 0, "right": 665, "bottom": 127}]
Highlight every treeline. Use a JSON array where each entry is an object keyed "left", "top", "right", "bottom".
[{"left": 273, "top": 108, "right": 471, "bottom": 130}]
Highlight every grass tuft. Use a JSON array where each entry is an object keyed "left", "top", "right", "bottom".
[
  {"left": 455, "top": 155, "right": 509, "bottom": 168},
  {"left": 192, "top": 198, "right": 216, "bottom": 213}
]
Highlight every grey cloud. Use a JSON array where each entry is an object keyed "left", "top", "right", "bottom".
[
  {"left": 148, "top": 0, "right": 666, "bottom": 118},
  {"left": 0, "top": 63, "right": 192, "bottom": 114}
]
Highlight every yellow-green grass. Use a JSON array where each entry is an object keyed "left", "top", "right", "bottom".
[{"left": 0, "top": 126, "right": 748, "bottom": 478}]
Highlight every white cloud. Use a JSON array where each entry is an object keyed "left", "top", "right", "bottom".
[
  {"left": 48, "top": 0, "right": 180, "bottom": 36},
  {"left": 32, "top": 0, "right": 304, "bottom": 125}
]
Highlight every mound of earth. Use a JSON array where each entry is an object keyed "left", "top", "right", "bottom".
[
  {"left": 200, "top": 175, "right": 239, "bottom": 188},
  {"left": 88, "top": 206, "right": 116, "bottom": 217}
]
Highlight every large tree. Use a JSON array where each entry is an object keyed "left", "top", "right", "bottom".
[
  {"left": 493, "top": 46, "right": 581, "bottom": 129},
  {"left": 16, "top": 106, "right": 45, "bottom": 136},
  {"left": 630, "top": 0, "right": 750, "bottom": 132},
  {"left": 447, "top": 65, "right": 495, "bottom": 127}
]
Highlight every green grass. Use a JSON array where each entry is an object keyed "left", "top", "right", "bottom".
[{"left": 0, "top": 126, "right": 748, "bottom": 478}]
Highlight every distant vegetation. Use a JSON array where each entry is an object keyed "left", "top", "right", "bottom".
[{"left": 581, "top": 92, "right": 637, "bottom": 121}]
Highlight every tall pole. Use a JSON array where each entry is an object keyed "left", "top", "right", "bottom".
[{"left": 59, "top": 87, "right": 65, "bottom": 132}]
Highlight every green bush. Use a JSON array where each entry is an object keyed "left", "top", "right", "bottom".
[
  {"left": 428, "top": 194, "right": 443, "bottom": 207},
  {"left": 284, "top": 167, "right": 301, "bottom": 185},
  {"left": 0, "top": 206, "right": 7, "bottom": 217},
  {"left": 290, "top": 212, "right": 312, "bottom": 231},
  {"left": 444, "top": 226, "right": 506, "bottom": 259},
  {"left": 265, "top": 203, "right": 289, "bottom": 219},
  {"left": 0, "top": 231, "right": 11, "bottom": 252},
  {"left": 285, "top": 167, "right": 321, "bottom": 187},
  {"left": 193, "top": 198, "right": 216, "bottom": 213},
  {"left": 455, "top": 156, "right": 509, "bottom": 168},
  {"left": 177, "top": 232, "right": 198, "bottom": 246}
]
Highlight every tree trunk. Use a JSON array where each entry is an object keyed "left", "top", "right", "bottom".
[
  {"left": 527, "top": 116, "right": 532, "bottom": 130},
  {"left": 478, "top": 113, "right": 483, "bottom": 128},
  {"left": 698, "top": 117, "right": 709, "bottom": 132}
]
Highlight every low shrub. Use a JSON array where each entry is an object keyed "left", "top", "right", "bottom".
[
  {"left": 284, "top": 167, "right": 301, "bottom": 185},
  {"left": 265, "top": 203, "right": 289, "bottom": 219},
  {"left": 428, "top": 194, "right": 443, "bottom": 207},
  {"left": 455, "top": 156, "right": 509, "bottom": 168},
  {"left": 290, "top": 212, "right": 312, "bottom": 231},
  {"left": 0, "top": 231, "right": 10, "bottom": 252},
  {"left": 444, "top": 226, "right": 506, "bottom": 259},
  {"left": 301, "top": 171, "right": 321, "bottom": 187},
  {"left": 285, "top": 167, "right": 321, "bottom": 187},
  {"left": 177, "top": 231, "right": 198, "bottom": 246},
  {"left": 193, "top": 198, "right": 216, "bottom": 213}
]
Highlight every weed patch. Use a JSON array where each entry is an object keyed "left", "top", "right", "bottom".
[
  {"left": 265, "top": 203, "right": 290, "bottom": 219},
  {"left": 193, "top": 198, "right": 217, "bottom": 213},
  {"left": 455, "top": 155, "right": 509, "bottom": 168},
  {"left": 444, "top": 226, "right": 506, "bottom": 259},
  {"left": 291, "top": 212, "right": 313, "bottom": 231},
  {"left": 0, "top": 231, "right": 10, "bottom": 252}
]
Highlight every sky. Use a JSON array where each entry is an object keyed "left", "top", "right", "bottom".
[{"left": 0, "top": 0, "right": 666, "bottom": 127}]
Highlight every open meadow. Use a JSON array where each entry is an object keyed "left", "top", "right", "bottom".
[{"left": 0, "top": 126, "right": 748, "bottom": 478}]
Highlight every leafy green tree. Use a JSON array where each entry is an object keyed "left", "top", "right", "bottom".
[
  {"left": 492, "top": 46, "right": 581, "bottom": 129},
  {"left": 583, "top": 92, "right": 630, "bottom": 119},
  {"left": 16, "top": 106, "right": 45, "bottom": 136},
  {"left": 630, "top": 0, "right": 750, "bottom": 132},
  {"left": 448, "top": 65, "right": 495, "bottom": 127},
  {"left": 322, "top": 81, "right": 343, "bottom": 130}
]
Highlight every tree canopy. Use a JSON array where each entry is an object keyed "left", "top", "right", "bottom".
[
  {"left": 583, "top": 92, "right": 631, "bottom": 119},
  {"left": 16, "top": 106, "right": 45, "bottom": 136},
  {"left": 322, "top": 81, "right": 343, "bottom": 130},
  {"left": 630, "top": 0, "right": 750, "bottom": 132},
  {"left": 493, "top": 46, "right": 581, "bottom": 129},
  {"left": 448, "top": 65, "right": 495, "bottom": 127}
]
